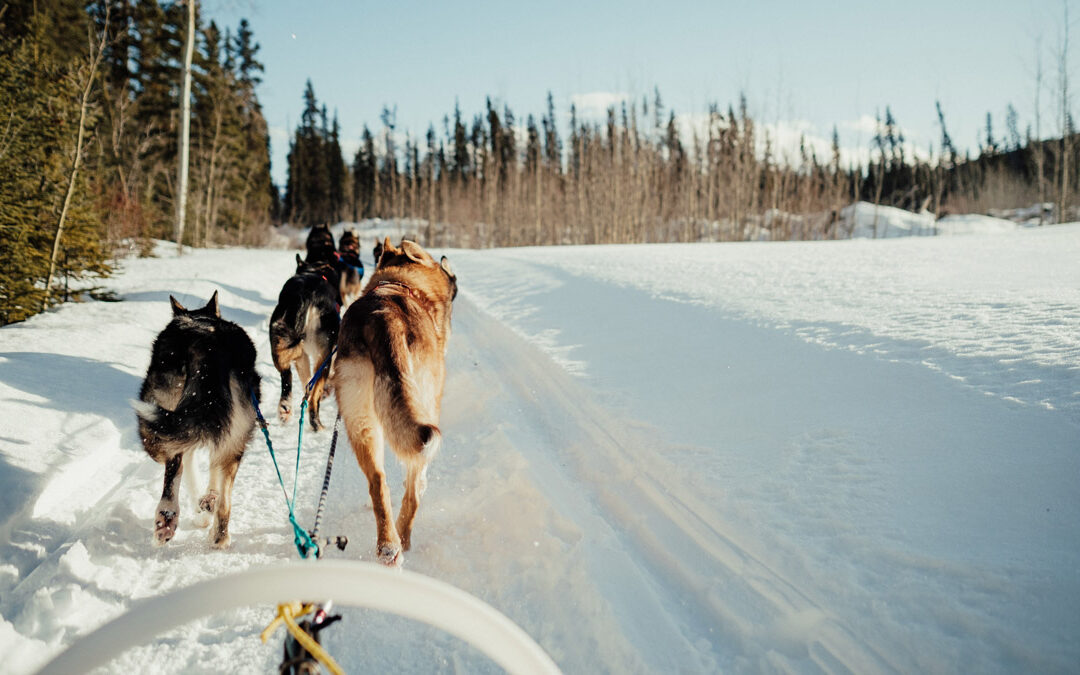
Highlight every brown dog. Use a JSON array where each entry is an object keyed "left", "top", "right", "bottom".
[{"left": 332, "top": 238, "right": 457, "bottom": 566}]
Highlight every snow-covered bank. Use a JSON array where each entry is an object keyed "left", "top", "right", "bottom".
[
  {"left": 840, "top": 202, "right": 1022, "bottom": 238},
  {"left": 1, "top": 226, "right": 1078, "bottom": 674},
  {"left": 459, "top": 224, "right": 1080, "bottom": 422}
]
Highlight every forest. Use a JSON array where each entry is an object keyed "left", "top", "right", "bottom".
[
  {"left": 0, "top": 0, "right": 274, "bottom": 324},
  {"left": 285, "top": 83, "right": 1074, "bottom": 248}
]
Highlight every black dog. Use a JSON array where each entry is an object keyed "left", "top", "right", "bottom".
[
  {"left": 305, "top": 223, "right": 337, "bottom": 265},
  {"left": 134, "top": 291, "right": 260, "bottom": 549},
  {"left": 336, "top": 229, "right": 364, "bottom": 307},
  {"left": 269, "top": 256, "right": 340, "bottom": 431}
]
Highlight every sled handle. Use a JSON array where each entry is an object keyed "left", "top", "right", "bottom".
[{"left": 35, "top": 561, "right": 561, "bottom": 675}]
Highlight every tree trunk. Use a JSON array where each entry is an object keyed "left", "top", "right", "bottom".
[
  {"left": 175, "top": 0, "right": 196, "bottom": 253},
  {"left": 43, "top": 20, "right": 106, "bottom": 311}
]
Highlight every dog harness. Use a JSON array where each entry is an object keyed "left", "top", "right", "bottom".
[{"left": 373, "top": 280, "right": 417, "bottom": 298}]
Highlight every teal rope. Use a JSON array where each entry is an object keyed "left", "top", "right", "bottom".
[
  {"left": 295, "top": 399, "right": 307, "bottom": 512},
  {"left": 250, "top": 389, "right": 318, "bottom": 559}
]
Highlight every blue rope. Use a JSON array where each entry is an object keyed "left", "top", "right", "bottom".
[
  {"left": 250, "top": 389, "right": 318, "bottom": 559},
  {"left": 306, "top": 348, "right": 336, "bottom": 395}
]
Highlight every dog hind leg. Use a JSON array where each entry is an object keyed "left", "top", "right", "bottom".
[
  {"left": 195, "top": 447, "right": 218, "bottom": 530},
  {"left": 207, "top": 450, "right": 241, "bottom": 549},
  {"left": 336, "top": 358, "right": 401, "bottom": 566},
  {"left": 205, "top": 381, "right": 253, "bottom": 549},
  {"left": 154, "top": 453, "right": 184, "bottom": 546},
  {"left": 296, "top": 348, "right": 313, "bottom": 410},
  {"left": 305, "top": 343, "right": 333, "bottom": 432},
  {"left": 272, "top": 338, "right": 302, "bottom": 424},
  {"left": 396, "top": 461, "right": 428, "bottom": 552},
  {"left": 185, "top": 450, "right": 213, "bottom": 528}
]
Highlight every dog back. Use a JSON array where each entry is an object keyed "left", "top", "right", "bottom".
[
  {"left": 335, "top": 239, "right": 456, "bottom": 458},
  {"left": 137, "top": 293, "right": 259, "bottom": 461}
]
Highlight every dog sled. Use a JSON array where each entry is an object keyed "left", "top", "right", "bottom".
[{"left": 34, "top": 560, "right": 561, "bottom": 675}]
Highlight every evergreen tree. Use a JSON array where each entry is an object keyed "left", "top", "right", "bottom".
[
  {"left": 352, "top": 125, "right": 377, "bottom": 218},
  {"left": 234, "top": 18, "right": 262, "bottom": 88},
  {"left": 1005, "top": 104, "right": 1021, "bottom": 152},
  {"left": 452, "top": 99, "right": 469, "bottom": 182},
  {"left": 327, "top": 112, "right": 347, "bottom": 221},
  {"left": 985, "top": 112, "right": 998, "bottom": 153},
  {"left": 0, "top": 19, "right": 108, "bottom": 324},
  {"left": 284, "top": 80, "right": 333, "bottom": 225},
  {"left": 542, "top": 91, "right": 561, "bottom": 172}
]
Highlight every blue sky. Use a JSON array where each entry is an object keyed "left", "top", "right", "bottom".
[{"left": 206, "top": 0, "right": 1069, "bottom": 187}]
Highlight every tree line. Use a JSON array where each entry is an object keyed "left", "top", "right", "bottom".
[
  {"left": 0, "top": 0, "right": 274, "bottom": 325},
  {"left": 284, "top": 84, "right": 1077, "bottom": 247}
]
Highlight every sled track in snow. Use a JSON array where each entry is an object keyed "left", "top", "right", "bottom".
[{"left": 456, "top": 297, "right": 899, "bottom": 673}]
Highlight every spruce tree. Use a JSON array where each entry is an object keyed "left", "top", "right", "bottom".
[{"left": 0, "top": 22, "right": 108, "bottom": 324}]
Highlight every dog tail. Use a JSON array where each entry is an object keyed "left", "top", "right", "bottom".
[
  {"left": 136, "top": 351, "right": 231, "bottom": 448},
  {"left": 376, "top": 334, "right": 443, "bottom": 461},
  {"left": 269, "top": 301, "right": 303, "bottom": 352}
]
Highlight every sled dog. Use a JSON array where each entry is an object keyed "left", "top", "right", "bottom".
[
  {"left": 305, "top": 223, "right": 337, "bottom": 265},
  {"left": 134, "top": 291, "right": 259, "bottom": 548},
  {"left": 332, "top": 238, "right": 457, "bottom": 565},
  {"left": 269, "top": 255, "right": 340, "bottom": 431},
  {"left": 336, "top": 228, "right": 365, "bottom": 307}
]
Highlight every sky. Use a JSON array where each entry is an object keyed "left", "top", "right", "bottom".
[{"left": 205, "top": 0, "right": 1071, "bottom": 189}]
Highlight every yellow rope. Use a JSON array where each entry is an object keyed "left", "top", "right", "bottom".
[{"left": 260, "top": 601, "right": 344, "bottom": 675}]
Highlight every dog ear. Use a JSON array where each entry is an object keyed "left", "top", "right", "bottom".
[
  {"left": 169, "top": 295, "right": 187, "bottom": 316},
  {"left": 400, "top": 240, "right": 427, "bottom": 263},
  {"left": 296, "top": 253, "right": 303, "bottom": 265},
  {"left": 382, "top": 236, "right": 394, "bottom": 253},
  {"left": 441, "top": 257, "right": 458, "bottom": 300},
  {"left": 205, "top": 290, "right": 220, "bottom": 317}
]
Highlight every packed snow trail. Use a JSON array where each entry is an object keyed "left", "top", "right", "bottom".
[{"left": 1, "top": 229, "right": 1078, "bottom": 674}]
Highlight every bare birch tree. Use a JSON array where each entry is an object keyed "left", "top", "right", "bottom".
[
  {"left": 43, "top": 17, "right": 107, "bottom": 310},
  {"left": 175, "top": 0, "right": 196, "bottom": 252}
]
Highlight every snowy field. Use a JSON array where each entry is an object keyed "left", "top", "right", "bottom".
[{"left": 1, "top": 221, "right": 1078, "bottom": 674}]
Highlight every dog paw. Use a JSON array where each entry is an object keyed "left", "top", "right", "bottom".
[
  {"left": 192, "top": 492, "right": 217, "bottom": 528},
  {"left": 377, "top": 542, "right": 403, "bottom": 567},
  {"left": 154, "top": 509, "right": 177, "bottom": 546},
  {"left": 278, "top": 401, "right": 292, "bottom": 423},
  {"left": 309, "top": 416, "right": 322, "bottom": 432},
  {"left": 209, "top": 531, "right": 231, "bottom": 549}
]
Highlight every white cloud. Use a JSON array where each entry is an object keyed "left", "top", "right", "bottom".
[
  {"left": 840, "top": 114, "right": 879, "bottom": 136},
  {"left": 569, "top": 91, "right": 631, "bottom": 119}
]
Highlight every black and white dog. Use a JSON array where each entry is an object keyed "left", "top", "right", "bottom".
[
  {"left": 134, "top": 291, "right": 260, "bottom": 549},
  {"left": 269, "top": 255, "right": 340, "bottom": 431}
]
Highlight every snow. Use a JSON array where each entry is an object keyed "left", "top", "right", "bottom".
[
  {"left": 1, "top": 223, "right": 1078, "bottom": 674},
  {"left": 841, "top": 201, "right": 1022, "bottom": 238},
  {"left": 843, "top": 201, "right": 937, "bottom": 238}
]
